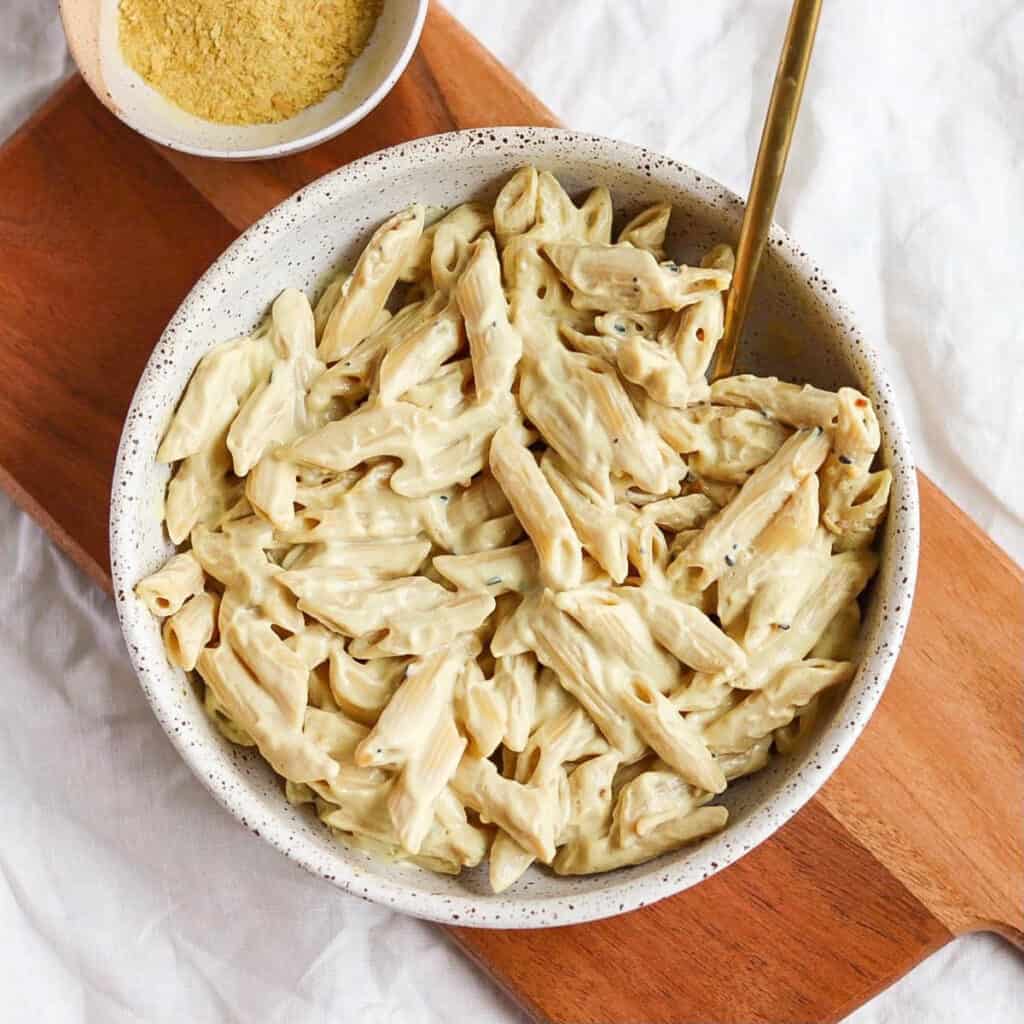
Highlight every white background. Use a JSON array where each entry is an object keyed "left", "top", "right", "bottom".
[{"left": 1, "top": 1, "right": 1021, "bottom": 1021}]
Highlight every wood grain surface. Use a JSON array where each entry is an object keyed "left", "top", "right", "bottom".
[{"left": 0, "top": 5, "right": 1019, "bottom": 1023}]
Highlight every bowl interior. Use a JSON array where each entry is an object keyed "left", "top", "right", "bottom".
[
  {"left": 111, "top": 129, "right": 918, "bottom": 927},
  {"left": 65, "top": 0, "right": 425, "bottom": 157}
]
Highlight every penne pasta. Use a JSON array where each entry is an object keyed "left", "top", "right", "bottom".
[
  {"left": 162, "top": 591, "right": 218, "bottom": 670},
  {"left": 425, "top": 201, "right": 493, "bottom": 291},
  {"left": 622, "top": 679, "right": 726, "bottom": 794},
  {"left": 164, "top": 428, "right": 241, "bottom": 544},
  {"left": 526, "top": 592, "right": 646, "bottom": 760},
  {"left": 703, "top": 659, "right": 855, "bottom": 754},
  {"left": 645, "top": 402, "right": 792, "bottom": 483},
  {"left": 616, "top": 333, "right": 702, "bottom": 408},
  {"left": 309, "top": 297, "right": 440, "bottom": 412},
  {"left": 158, "top": 329, "right": 273, "bottom": 463},
  {"left": 139, "top": 168, "right": 890, "bottom": 890},
  {"left": 403, "top": 356, "right": 474, "bottom": 414},
  {"left": 328, "top": 646, "right": 407, "bottom": 724},
  {"left": 348, "top": 592, "right": 496, "bottom": 659},
  {"left": 312, "top": 269, "right": 349, "bottom": 340},
  {"left": 667, "top": 427, "right": 831, "bottom": 590},
  {"left": 811, "top": 600, "right": 861, "bottom": 660},
  {"left": 136, "top": 550, "right": 205, "bottom": 617},
  {"left": 454, "top": 753, "right": 562, "bottom": 863},
  {"left": 227, "top": 288, "right": 323, "bottom": 477},
  {"left": 433, "top": 541, "right": 540, "bottom": 597},
  {"left": 596, "top": 310, "right": 671, "bottom": 341},
  {"left": 456, "top": 660, "right": 507, "bottom": 758},
  {"left": 319, "top": 205, "right": 425, "bottom": 362},
  {"left": 545, "top": 241, "right": 731, "bottom": 313},
  {"left": 718, "top": 736, "right": 773, "bottom": 779},
  {"left": 716, "top": 474, "right": 823, "bottom": 631},
  {"left": 287, "top": 396, "right": 518, "bottom": 498},
  {"left": 376, "top": 300, "right": 464, "bottom": 404},
  {"left": 613, "top": 769, "right": 709, "bottom": 845},
  {"left": 660, "top": 244, "right": 734, "bottom": 385},
  {"left": 554, "top": 805, "right": 728, "bottom": 875},
  {"left": 739, "top": 549, "right": 879, "bottom": 690},
  {"left": 819, "top": 388, "right": 890, "bottom": 550},
  {"left": 620, "top": 586, "right": 747, "bottom": 678},
  {"left": 456, "top": 233, "right": 523, "bottom": 402},
  {"left": 489, "top": 423, "right": 583, "bottom": 590},
  {"left": 710, "top": 374, "right": 841, "bottom": 430},
  {"left": 540, "top": 451, "right": 630, "bottom": 583},
  {"left": 494, "top": 652, "right": 539, "bottom": 753},
  {"left": 493, "top": 165, "right": 539, "bottom": 249},
  {"left": 387, "top": 713, "right": 466, "bottom": 854},
  {"left": 197, "top": 640, "right": 337, "bottom": 783},
  {"left": 554, "top": 588, "right": 681, "bottom": 693},
  {"left": 617, "top": 202, "right": 671, "bottom": 259}
]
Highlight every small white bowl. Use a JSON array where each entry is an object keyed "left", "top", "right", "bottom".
[
  {"left": 110, "top": 129, "right": 919, "bottom": 928},
  {"left": 59, "top": 0, "right": 427, "bottom": 159}
]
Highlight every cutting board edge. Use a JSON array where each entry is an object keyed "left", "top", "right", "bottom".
[
  {"left": 447, "top": 925, "right": 957, "bottom": 1024},
  {"left": 1, "top": 73, "right": 80, "bottom": 154},
  {"left": 0, "top": 457, "right": 111, "bottom": 592},
  {"left": 917, "top": 474, "right": 1022, "bottom": 581}
]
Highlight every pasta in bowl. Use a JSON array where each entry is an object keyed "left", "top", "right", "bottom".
[{"left": 112, "top": 130, "right": 918, "bottom": 927}]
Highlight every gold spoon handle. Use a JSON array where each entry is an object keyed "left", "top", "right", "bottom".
[{"left": 711, "top": 0, "right": 823, "bottom": 381}]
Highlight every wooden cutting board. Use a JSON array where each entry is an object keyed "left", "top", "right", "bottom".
[{"left": 0, "top": 6, "right": 1020, "bottom": 1022}]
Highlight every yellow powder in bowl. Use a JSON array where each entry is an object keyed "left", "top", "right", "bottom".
[{"left": 119, "top": 0, "right": 384, "bottom": 125}]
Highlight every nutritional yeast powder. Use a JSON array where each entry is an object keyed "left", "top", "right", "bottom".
[{"left": 119, "top": 0, "right": 384, "bottom": 125}]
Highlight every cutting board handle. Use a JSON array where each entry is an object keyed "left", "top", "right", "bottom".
[{"left": 816, "top": 475, "right": 1024, "bottom": 949}]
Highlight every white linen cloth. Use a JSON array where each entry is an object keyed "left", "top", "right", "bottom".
[{"left": 1, "top": 1, "right": 1021, "bottom": 1021}]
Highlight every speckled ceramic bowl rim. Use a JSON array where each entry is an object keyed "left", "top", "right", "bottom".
[
  {"left": 111, "top": 127, "right": 919, "bottom": 928},
  {"left": 59, "top": 0, "right": 428, "bottom": 161}
]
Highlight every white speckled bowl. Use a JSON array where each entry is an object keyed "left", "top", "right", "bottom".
[
  {"left": 111, "top": 129, "right": 919, "bottom": 928},
  {"left": 60, "top": 0, "right": 427, "bottom": 160}
]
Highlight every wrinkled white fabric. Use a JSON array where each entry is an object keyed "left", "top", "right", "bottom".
[{"left": 0, "top": 1, "right": 1021, "bottom": 1022}]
